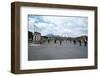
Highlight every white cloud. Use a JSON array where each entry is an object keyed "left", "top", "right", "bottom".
[{"left": 28, "top": 15, "right": 88, "bottom": 37}]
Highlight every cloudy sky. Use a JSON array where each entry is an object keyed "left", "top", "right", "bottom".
[{"left": 28, "top": 15, "right": 88, "bottom": 37}]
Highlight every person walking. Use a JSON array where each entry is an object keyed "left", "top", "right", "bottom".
[
  {"left": 84, "top": 40, "right": 87, "bottom": 46},
  {"left": 54, "top": 39, "right": 57, "bottom": 44},
  {"left": 59, "top": 40, "right": 62, "bottom": 45},
  {"left": 48, "top": 39, "right": 50, "bottom": 43},
  {"left": 73, "top": 40, "right": 76, "bottom": 45},
  {"left": 78, "top": 40, "right": 81, "bottom": 46}
]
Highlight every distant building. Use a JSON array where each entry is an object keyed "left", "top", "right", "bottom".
[
  {"left": 28, "top": 31, "right": 33, "bottom": 42},
  {"left": 41, "top": 36, "right": 48, "bottom": 40},
  {"left": 33, "top": 32, "right": 41, "bottom": 43}
]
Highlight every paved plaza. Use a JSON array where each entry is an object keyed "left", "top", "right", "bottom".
[{"left": 28, "top": 40, "right": 88, "bottom": 61}]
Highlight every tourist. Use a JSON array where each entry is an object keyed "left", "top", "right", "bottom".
[
  {"left": 59, "top": 40, "right": 62, "bottom": 45},
  {"left": 48, "top": 39, "right": 50, "bottom": 43},
  {"left": 78, "top": 40, "right": 81, "bottom": 46},
  {"left": 54, "top": 39, "right": 57, "bottom": 44},
  {"left": 73, "top": 40, "right": 76, "bottom": 45},
  {"left": 84, "top": 40, "right": 87, "bottom": 46}
]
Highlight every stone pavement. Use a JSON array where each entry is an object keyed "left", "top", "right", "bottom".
[{"left": 28, "top": 40, "right": 88, "bottom": 61}]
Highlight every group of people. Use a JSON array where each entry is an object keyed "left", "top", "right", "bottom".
[
  {"left": 47, "top": 39, "right": 88, "bottom": 46},
  {"left": 73, "top": 39, "right": 87, "bottom": 46}
]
